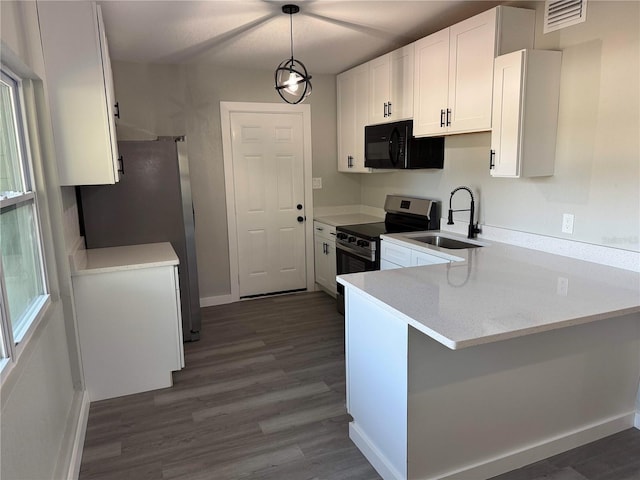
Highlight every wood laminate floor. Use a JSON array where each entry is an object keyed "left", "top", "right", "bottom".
[{"left": 79, "top": 291, "right": 640, "bottom": 480}]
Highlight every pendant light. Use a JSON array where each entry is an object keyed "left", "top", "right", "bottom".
[{"left": 274, "top": 4, "right": 312, "bottom": 104}]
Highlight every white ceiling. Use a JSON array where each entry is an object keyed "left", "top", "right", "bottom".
[{"left": 98, "top": 1, "right": 505, "bottom": 75}]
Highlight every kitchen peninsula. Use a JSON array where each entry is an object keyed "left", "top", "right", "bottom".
[{"left": 338, "top": 235, "right": 640, "bottom": 480}]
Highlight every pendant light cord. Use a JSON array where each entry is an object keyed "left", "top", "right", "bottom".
[{"left": 289, "top": 13, "right": 294, "bottom": 60}]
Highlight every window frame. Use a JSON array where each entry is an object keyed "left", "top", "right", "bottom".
[{"left": 0, "top": 65, "right": 50, "bottom": 377}]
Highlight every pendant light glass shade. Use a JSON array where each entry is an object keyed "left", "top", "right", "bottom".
[{"left": 275, "top": 4, "right": 312, "bottom": 104}]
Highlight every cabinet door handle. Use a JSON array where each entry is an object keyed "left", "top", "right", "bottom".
[
  {"left": 384, "top": 102, "right": 388, "bottom": 117},
  {"left": 489, "top": 150, "right": 496, "bottom": 169},
  {"left": 114, "top": 102, "right": 120, "bottom": 119},
  {"left": 388, "top": 102, "right": 392, "bottom": 117},
  {"left": 117, "top": 155, "right": 124, "bottom": 175},
  {"left": 440, "top": 109, "right": 445, "bottom": 127},
  {"left": 348, "top": 155, "right": 353, "bottom": 168},
  {"left": 446, "top": 108, "right": 451, "bottom": 127}
]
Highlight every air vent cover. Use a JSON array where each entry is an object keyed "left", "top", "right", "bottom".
[{"left": 544, "top": 0, "right": 587, "bottom": 33}]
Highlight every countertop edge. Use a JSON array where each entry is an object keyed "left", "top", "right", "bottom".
[
  {"left": 71, "top": 243, "right": 179, "bottom": 276},
  {"left": 340, "top": 275, "right": 640, "bottom": 350}
]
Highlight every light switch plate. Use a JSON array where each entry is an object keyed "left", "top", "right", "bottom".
[{"left": 312, "top": 177, "right": 322, "bottom": 189}]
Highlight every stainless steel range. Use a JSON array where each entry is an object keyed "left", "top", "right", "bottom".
[{"left": 335, "top": 195, "right": 440, "bottom": 313}]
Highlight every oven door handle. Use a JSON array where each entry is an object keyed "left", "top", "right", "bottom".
[{"left": 336, "top": 242, "right": 374, "bottom": 262}]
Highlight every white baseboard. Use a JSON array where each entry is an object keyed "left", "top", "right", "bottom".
[
  {"left": 349, "top": 422, "right": 404, "bottom": 480},
  {"left": 438, "top": 413, "right": 634, "bottom": 480},
  {"left": 351, "top": 414, "right": 635, "bottom": 480},
  {"left": 635, "top": 412, "right": 640, "bottom": 429},
  {"left": 67, "top": 390, "right": 90, "bottom": 480},
  {"left": 200, "top": 294, "right": 234, "bottom": 307}
]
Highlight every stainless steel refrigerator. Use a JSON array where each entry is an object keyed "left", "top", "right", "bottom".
[{"left": 78, "top": 137, "right": 201, "bottom": 341}]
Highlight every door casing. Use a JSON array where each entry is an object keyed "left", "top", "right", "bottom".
[{"left": 220, "top": 101, "right": 314, "bottom": 302}]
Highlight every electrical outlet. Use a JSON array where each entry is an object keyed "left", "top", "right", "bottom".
[
  {"left": 557, "top": 277, "right": 569, "bottom": 296},
  {"left": 312, "top": 177, "right": 322, "bottom": 189},
  {"left": 562, "top": 213, "right": 574, "bottom": 234}
]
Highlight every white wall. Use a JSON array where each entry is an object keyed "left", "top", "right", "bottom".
[
  {"left": 361, "top": 0, "right": 639, "bottom": 252},
  {"left": 111, "top": 61, "right": 361, "bottom": 299},
  {"left": 1, "top": 2, "right": 85, "bottom": 478}
]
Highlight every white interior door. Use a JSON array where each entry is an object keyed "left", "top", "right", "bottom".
[{"left": 230, "top": 111, "right": 306, "bottom": 297}]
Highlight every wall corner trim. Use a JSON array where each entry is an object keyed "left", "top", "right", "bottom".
[
  {"left": 200, "top": 294, "right": 235, "bottom": 308},
  {"left": 66, "top": 390, "right": 91, "bottom": 480}
]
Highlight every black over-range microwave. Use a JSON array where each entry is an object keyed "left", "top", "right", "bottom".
[{"left": 364, "top": 120, "right": 444, "bottom": 169}]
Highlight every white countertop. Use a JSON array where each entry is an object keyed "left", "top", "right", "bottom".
[
  {"left": 338, "top": 232, "right": 640, "bottom": 350},
  {"left": 71, "top": 242, "right": 179, "bottom": 275},
  {"left": 314, "top": 213, "right": 383, "bottom": 227}
]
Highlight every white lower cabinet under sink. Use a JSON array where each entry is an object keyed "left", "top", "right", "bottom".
[{"left": 380, "top": 239, "right": 451, "bottom": 270}]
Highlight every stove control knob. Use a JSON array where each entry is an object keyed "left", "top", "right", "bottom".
[
  {"left": 336, "top": 233, "right": 348, "bottom": 240},
  {"left": 348, "top": 236, "right": 357, "bottom": 243},
  {"left": 356, "top": 240, "right": 370, "bottom": 248}
]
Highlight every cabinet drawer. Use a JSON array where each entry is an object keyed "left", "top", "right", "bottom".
[
  {"left": 411, "top": 251, "right": 450, "bottom": 266},
  {"left": 381, "top": 259, "right": 404, "bottom": 271},
  {"left": 381, "top": 241, "right": 411, "bottom": 267},
  {"left": 314, "top": 221, "right": 337, "bottom": 241}
]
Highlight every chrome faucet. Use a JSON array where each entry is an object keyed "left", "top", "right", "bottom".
[{"left": 447, "top": 186, "right": 481, "bottom": 239}]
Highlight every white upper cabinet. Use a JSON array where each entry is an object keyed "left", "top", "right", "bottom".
[
  {"left": 412, "top": 29, "right": 450, "bottom": 136},
  {"left": 337, "top": 63, "right": 372, "bottom": 173},
  {"left": 413, "top": 6, "right": 535, "bottom": 137},
  {"left": 39, "top": 1, "right": 121, "bottom": 185},
  {"left": 490, "top": 49, "right": 562, "bottom": 178},
  {"left": 369, "top": 44, "right": 414, "bottom": 124}
]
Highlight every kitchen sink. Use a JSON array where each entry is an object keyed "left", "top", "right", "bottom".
[{"left": 411, "top": 235, "right": 483, "bottom": 249}]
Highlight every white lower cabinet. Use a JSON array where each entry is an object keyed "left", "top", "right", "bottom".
[
  {"left": 411, "top": 250, "right": 449, "bottom": 266},
  {"left": 73, "top": 258, "right": 184, "bottom": 401},
  {"left": 381, "top": 259, "right": 403, "bottom": 270},
  {"left": 380, "top": 241, "right": 412, "bottom": 268},
  {"left": 381, "top": 240, "right": 450, "bottom": 270},
  {"left": 314, "top": 221, "right": 337, "bottom": 296}
]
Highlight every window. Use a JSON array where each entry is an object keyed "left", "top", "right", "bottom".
[{"left": 0, "top": 67, "right": 48, "bottom": 365}]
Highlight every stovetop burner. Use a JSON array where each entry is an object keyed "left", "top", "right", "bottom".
[
  {"left": 335, "top": 195, "right": 441, "bottom": 263},
  {"left": 337, "top": 222, "right": 387, "bottom": 240}
]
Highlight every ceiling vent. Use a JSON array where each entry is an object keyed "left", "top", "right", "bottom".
[{"left": 544, "top": 0, "right": 588, "bottom": 33}]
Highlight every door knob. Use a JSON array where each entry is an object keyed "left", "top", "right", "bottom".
[
  {"left": 297, "top": 216, "right": 304, "bottom": 223},
  {"left": 297, "top": 204, "right": 303, "bottom": 210}
]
